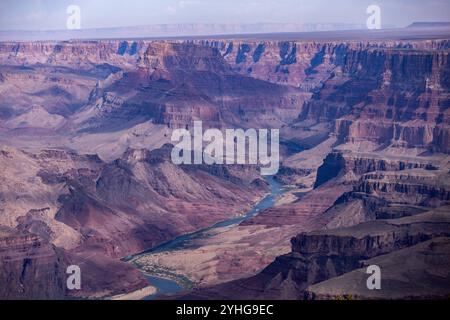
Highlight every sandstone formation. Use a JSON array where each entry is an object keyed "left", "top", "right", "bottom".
[
  {"left": 179, "top": 207, "right": 450, "bottom": 300},
  {"left": 0, "top": 30, "right": 449, "bottom": 299},
  {"left": 0, "top": 226, "right": 67, "bottom": 299},
  {"left": 0, "top": 145, "right": 266, "bottom": 298}
]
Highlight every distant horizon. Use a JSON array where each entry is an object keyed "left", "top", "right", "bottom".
[
  {"left": 2, "top": 24, "right": 450, "bottom": 43},
  {"left": 1, "top": 21, "right": 401, "bottom": 33},
  {"left": 1, "top": 0, "right": 450, "bottom": 32}
]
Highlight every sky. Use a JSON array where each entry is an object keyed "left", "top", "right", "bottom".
[{"left": 0, "top": 0, "right": 449, "bottom": 31}]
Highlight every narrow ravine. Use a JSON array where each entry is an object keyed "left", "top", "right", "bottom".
[{"left": 125, "top": 176, "right": 285, "bottom": 299}]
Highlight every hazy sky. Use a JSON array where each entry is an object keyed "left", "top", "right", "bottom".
[{"left": 0, "top": 0, "right": 449, "bottom": 30}]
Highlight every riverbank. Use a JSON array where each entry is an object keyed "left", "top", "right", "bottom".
[
  {"left": 110, "top": 286, "right": 157, "bottom": 300},
  {"left": 132, "top": 259, "right": 196, "bottom": 289},
  {"left": 128, "top": 176, "right": 286, "bottom": 299}
]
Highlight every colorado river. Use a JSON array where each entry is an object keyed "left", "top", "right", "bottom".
[{"left": 126, "top": 176, "right": 284, "bottom": 299}]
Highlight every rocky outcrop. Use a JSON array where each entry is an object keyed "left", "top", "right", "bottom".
[
  {"left": 272, "top": 208, "right": 450, "bottom": 298},
  {"left": 291, "top": 209, "right": 450, "bottom": 256},
  {"left": 315, "top": 151, "right": 439, "bottom": 188},
  {"left": 353, "top": 172, "right": 450, "bottom": 205},
  {"left": 180, "top": 207, "right": 450, "bottom": 300},
  {"left": 300, "top": 47, "right": 450, "bottom": 153},
  {"left": 0, "top": 227, "right": 67, "bottom": 299},
  {"left": 305, "top": 237, "right": 450, "bottom": 300},
  {"left": 312, "top": 149, "right": 450, "bottom": 227},
  {"left": 201, "top": 40, "right": 450, "bottom": 87}
]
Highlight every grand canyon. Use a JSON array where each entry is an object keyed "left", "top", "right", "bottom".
[{"left": 0, "top": 24, "right": 449, "bottom": 300}]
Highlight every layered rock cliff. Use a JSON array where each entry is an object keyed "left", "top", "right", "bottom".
[
  {"left": 0, "top": 227, "right": 67, "bottom": 299},
  {"left": 179, "top": 206, "right": 450, "bottom": 300},
  {"left": 1, "top": 36, "right": 449, "bottom": 299}
]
